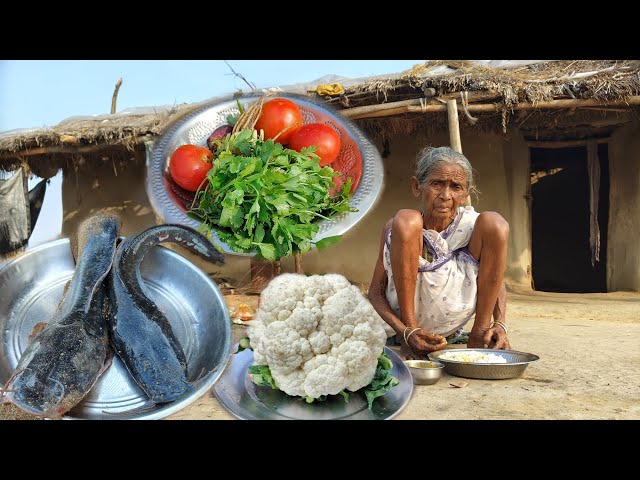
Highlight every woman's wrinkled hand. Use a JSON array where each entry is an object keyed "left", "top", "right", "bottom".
[
  {"left": 467, "top": 327, "right": 510, "bottom": 350},
  {"left": 407, "top": 328, "right": 447, "bottom": 355}
]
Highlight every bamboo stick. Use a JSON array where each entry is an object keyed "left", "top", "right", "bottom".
[
  {"left": 339, "top": 91, "right": 497, "bottom": 118},
  {"left": 0, "top": 136, "right": 146, "bottom": 160},
  {"left": 111, "top": 78, "right": 123, "bottom": 114},
  {"left": 294, "top": 253, "right": 304, "bottom": 274},
  {"left": 447, "top": 100, "right": 463, "bottom": 153},
  {"left": 339, "top": 97, "right": 435, "bottom": 119},
  {"left": 446, "top": 99, "right": 470, "bottom": 206},
  {"left": 343, "top": 95, "right": 640, "bottom": 119}
]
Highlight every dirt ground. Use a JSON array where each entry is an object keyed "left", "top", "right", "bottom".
[{"left": 169, "top": 289, "right": 640, "bottom": 420}]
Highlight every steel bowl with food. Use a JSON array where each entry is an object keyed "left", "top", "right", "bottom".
[
  {"left": 428, "top": 348, "right": 539, "bottom": 380},
  {"left": 404, "top": 360, "right": 445, "bottom": 385}
]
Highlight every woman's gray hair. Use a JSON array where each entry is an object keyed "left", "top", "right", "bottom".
[{"left": 415, "top": 146, "right": 477, "bottom": 192}]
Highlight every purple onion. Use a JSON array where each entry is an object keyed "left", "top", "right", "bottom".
[{"left": 207, "top": 125, "right": 233, "bottom": 151}]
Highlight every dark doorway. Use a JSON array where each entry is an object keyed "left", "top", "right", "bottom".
[{"left": 530, "top": 144, "right": 609, "bottom": 292}]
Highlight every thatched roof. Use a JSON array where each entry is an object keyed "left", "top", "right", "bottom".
[
  {"left": 2, "top": 60, "right": 639, "bottom": 176},
  {"left": 0, "top": 103, "right": 205, "bottom": 177},
  {"left": 328, "top": 60, "right": 640, "bottom": 107},
  {"left": 324, "top": 59, "right": 640, "bottom": 141}
]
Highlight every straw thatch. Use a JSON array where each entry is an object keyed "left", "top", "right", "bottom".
[
  {"left": 0, "top": 102, "right": 205, "bottom": 177},
  {"left": 335, "top": 60, "right": 640, "bottom": 106},
  {"left": 321, "top": 60, "right": 640, "bottom": 141},
  {"left": 2, "top": 60, "right": 639, "bottom": 176}
]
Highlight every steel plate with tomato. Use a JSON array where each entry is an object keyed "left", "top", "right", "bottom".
[{"left": 146, "top": 93, "right": 384, "bottom": 256}]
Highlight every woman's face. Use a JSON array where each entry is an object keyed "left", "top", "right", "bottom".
[{"left": 411, "top": 163, "right": 470, "bottom": 222}]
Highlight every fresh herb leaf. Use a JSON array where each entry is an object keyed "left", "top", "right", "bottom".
[
  {"left": 248, "top": 364, "right": 278, "bottom": 389},
  {"left": 190, "top": 128, "right": 357, "bottom": 261},
  {"left": 255, "top": 243, "right": 277, "bottom": 261},
  {"left": 313, "top": 235, "right": 342, "bottom": 250},
  {"left": 363, "top": 352, "right": 399, "bottom": 410},
  {"left": 227, "top": 114, "right": 238, "bottom": 125}
]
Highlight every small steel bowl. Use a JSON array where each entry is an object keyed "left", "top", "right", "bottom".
[{"left": 404, "top": 360, "right": 445, "bottom": 385}]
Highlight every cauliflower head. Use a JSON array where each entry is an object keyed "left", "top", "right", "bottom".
[{"left": 247, "top": 273, "right": 388, "bottom": 399}]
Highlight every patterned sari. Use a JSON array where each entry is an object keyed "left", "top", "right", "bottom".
[{"left": 383, "top": 206, "right": 480, "bottom": 337}]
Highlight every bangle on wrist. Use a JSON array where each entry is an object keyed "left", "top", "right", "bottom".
[
  {"left": 493, "top": 321, "right": 508, "bottom": 334},
  {"left": 404, "top": 327, "right": 422, "bottom": 344},
  {"left": 402, "top": 326, "right": 410, "bottom": 342}
]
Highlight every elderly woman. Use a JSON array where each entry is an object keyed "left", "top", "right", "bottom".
[{"left": 368, "top": 146, "right": 511, "bottom": 359}]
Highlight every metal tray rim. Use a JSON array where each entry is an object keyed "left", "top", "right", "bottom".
[
  {"left": 213, "top": 345, "right": 413, "bottom": 420},
  {"left": 0, "top": 238, "right": 233, "bottom": 420},
  {"left": 145, "top": 92, "right": 385, "bottom": 257}
]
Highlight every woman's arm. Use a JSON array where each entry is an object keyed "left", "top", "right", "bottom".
[
  {"left": 368, "top": 217, "right": 447, "bottom": 355},
  {"left": 368, "top": 219, "right": 407, "bottom": 336},
  {"left": 466, "top": 212, "right": 511, "bottom": 349}
]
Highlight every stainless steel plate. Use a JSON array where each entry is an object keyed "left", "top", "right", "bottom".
[
  {"left": 213, "top": 346, "right": 412, "bottom": 420},
  {"left": 428, "top": 348, "right": 540, "bottom": 380},
  {"left": 145, "top": 92, "right": 385, "bottom": 256},
  {"left": 0, "top": 239, "right": 232, "bottom": 419}
]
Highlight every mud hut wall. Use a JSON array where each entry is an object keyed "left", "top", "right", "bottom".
[
  {"left": 284, "top": 131, "right": 531, "bottom": 289},
  {"left": 61, "top": 154, "right": 155, "bottom": 238},
  {"left": 502, "top": 127, "right": 534, "bottom": 291},
  {"left": 608, "top": 120, "right": 640, "bottom": 291},
  {"left": 57, "top": 133, "right": 532, "bottom": 290},
  {"left": 59, "top": 152, "right": 253, "bottom": 282},
  {"left": 457, "top": 130, "right": 532, "bottom": 291}
]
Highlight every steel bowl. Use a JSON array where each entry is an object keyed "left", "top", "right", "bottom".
[
  {"left": 428, "top": 348, "right": 539, "bottom": 380},
  {"left": 0, "top": 238, "right": 233, "bottom": 419},
  {"left": 145, "top": 92, "right": 384, "bottom": 257},
  {"left": 404, "top": 360, "right": 445, "bottom": 385}
]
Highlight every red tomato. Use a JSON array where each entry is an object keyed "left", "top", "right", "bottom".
[
  {"left": 288, "top": 123, "right": 341, "bottom": 166},
  {"left": 254, "top": 98, "right": 302, "bottom": 144},
  {"left": 169, "top": 144, "right": 213, "bottom": 192}
]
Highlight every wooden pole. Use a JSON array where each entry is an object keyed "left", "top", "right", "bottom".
[
  {"left": 339, "top": 97, "right": 435, "bottom": 119},
  {"left": 339, "top": 90, "right": 493, "bottom": 118},
  {"left": 111, "top": 78, "right": 123, "bottom": 114},
  {"left": 446, "top": 99, "right": 462, "bottom": 153},
  {"left": 446, "top": 99, "right": 471, "bottom": 206},
  {"left": 340, "top": 95, "right": 640, "bottom": 120},
  {"left": 0, "top": 135, "right": 147, "bottom": 160},
  {"left": 294, "top": 253, "right": 304, "bottom": 274},
  {"left": 412, "top": 96, "right": 640, "bottom": 112}
]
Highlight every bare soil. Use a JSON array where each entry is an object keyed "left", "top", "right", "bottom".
[{"left": 169, "top": 290, "right": 640, "bottom": 420}]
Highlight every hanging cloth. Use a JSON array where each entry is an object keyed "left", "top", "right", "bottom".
[
  {"left": 586, "top": 139, "right": 601, "bottom": 267},
  {"left": 0, "top": 167, "right": 30, "bottom": 256}
]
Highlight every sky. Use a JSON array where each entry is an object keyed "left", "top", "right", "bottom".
[
  {"left": 1, "top": 60, "right": 423, "bottom": 248},
  {"left": 0, "top": 60, "right": 423, "bottom": 133}
]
